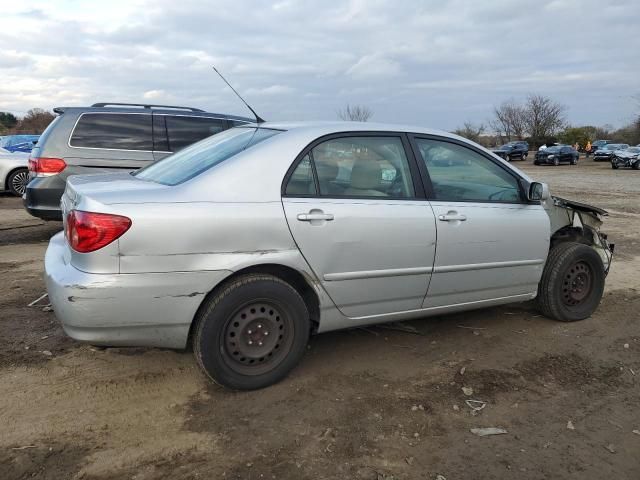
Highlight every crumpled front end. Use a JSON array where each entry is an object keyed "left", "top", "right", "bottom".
[{"left": 542, "top": 196, "right": 614, "bottom": 274}]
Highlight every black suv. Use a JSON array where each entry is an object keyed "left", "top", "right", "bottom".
[
  {"left": 24, "top": 103, "right": 251, "bottom": 220},
  {"left": 491, "top": 141, "right": 529, "bottom": 161}
]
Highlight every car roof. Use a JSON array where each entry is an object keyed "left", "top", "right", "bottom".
[
  {"left": 53, "top": 105, "right": 252, "bottom": 122},
  {"left": 246, "top": 120, "right": 465, "bottom": 139}
]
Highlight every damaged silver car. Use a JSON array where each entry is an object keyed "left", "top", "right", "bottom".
[{"left": 45, "top": 122, "right": 613, "bottom": 389}]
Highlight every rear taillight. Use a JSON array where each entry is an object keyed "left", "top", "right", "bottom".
[
  {"left": 65, "top": 210, "right": 131, "bottom": 253},
  {"left": 29, "top": 157, "right": 66, "bottom": 176}
]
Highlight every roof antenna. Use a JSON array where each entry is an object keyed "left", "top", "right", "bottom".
[{"left": 212, "top": 66, "right": 265, "bottom": 124}]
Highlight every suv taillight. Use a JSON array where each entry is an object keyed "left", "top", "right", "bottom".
[
  {"left": 29, "top": 157, "right": 66, "bottom": 176},
  {"left": 65, "top": 210, "right": 131, "bottom": 253}
]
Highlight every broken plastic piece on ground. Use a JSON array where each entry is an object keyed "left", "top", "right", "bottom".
[
  {"left": 470, "top": 427, "right": 508, "bottom": 436},
  {"left": 28, "top": 293, "right": 49, "bottom": 307}
]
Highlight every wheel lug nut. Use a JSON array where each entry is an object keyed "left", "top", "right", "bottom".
[
  {"left": 248, "top": 330, "right": 252, "bottom": 334},
  {"left": 258, "top": 324, "right": 262, "bottom": 329},
  {"left": 248, "top": 340, "right": 253, "bottom": 345},
  {"left": 258, "top": 342, "right": 263, "bottom": 346},
  {"left": 264, "top": 331, "right": 269, "bottom": 336}
]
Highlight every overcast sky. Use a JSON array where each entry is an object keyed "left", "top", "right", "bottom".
[{"left": 1, "top": 0, "right": 638, "bottom": 130}]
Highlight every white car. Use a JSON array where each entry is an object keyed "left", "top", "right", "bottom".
[{"left": 0, "top": 147, "right": 30, "bottom": 196}]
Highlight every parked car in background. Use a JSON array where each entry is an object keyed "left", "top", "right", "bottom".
[
  {"left": 44, "top": 121, "right": 613, "bottom": 390},
  {"left": 611, "top": 146, "right": 640, "bottom": 170},
  {"left": 534, "top": 145, "right": 578, "bottom": 166},
  {"left": 491, "top": 142, "right": 528, "bottom": 161},
  {"left": 24, "top": 103, "right": 251, "bottom": 220},
  {"left": 593, "top": 144, "right": 629, "bottom": 162},
  {"left": 0, "top": 134, "right": 40, "bottom": 152},
  {"left": 0, "top": 147, "right": 30, "bottom": 196},
  {"left": 589, "top": 140, "right": 611, "bottom": 154}
]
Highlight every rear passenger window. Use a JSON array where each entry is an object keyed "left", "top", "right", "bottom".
[
  {"left": 312, "top": 136, "right": 414, "bottom": 198},
  {"left": 70, "top": 113, "right": 153, "bottom": 150},
  {"left": 165, "top": 116, "right": 225, "bottom": 151}
]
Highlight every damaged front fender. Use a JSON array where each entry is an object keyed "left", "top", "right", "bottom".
[{"left": 542, "top": 195, "right": 614, "bottom": 274}]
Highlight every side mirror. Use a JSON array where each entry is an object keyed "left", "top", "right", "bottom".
[{"left": 528, "top": 182, "right": 550, "bottom": 201}]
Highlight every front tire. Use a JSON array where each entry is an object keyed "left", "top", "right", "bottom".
[
  {"left": 553, "top": 157, "right": 560, "bottom": 166},
  {"left": 7, "top": 168, "right": 29, "bottom": 196},
  {"left": 536, "top": 243, "right": 605, "bottom": 322},
  {"left": 193, "top": 274, "right": 310, "bottom": 390},
  {"left": 611, "top": 162, "right": 619, "bottom": 169}
]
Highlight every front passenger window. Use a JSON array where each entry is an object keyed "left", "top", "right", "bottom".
[{"left": 415, "top": 138, "right": 521, "bottom": 203}]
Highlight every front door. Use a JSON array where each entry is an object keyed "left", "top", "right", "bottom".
[
  {"left": 411, "top": 136, "right": 550, "bottom": 308},
  {"left": 282, "top": 134, "right": 437, "bottom": 318}
]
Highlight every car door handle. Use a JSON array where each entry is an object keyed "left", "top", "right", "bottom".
[
  {"left": 297, "top": 213, "right": 334, "bottom": 221},
  {"left": 438, "top": 213, "right": 467, "bottom": 222}
]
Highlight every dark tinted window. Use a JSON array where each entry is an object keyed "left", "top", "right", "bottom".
[
  {"left": 70, "top": 113, "right": 153, "bottom": 150},
  {"left": 165, "top": 116, "right": 225, "bottom": 151}
]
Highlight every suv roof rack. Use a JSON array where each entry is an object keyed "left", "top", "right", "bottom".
[{"left": 91, "top": 102, "right": 205, "bottom": 112}]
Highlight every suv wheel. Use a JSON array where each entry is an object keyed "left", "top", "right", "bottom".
[
  {"left": 536, "top": 242, "right": 605, "bottom": 322},
  {"left": 7, "top": 168, "right": 29, "bottom": 196},
  {"left": 193, "top": 274, "right": 310, "bottom": 390},
  {"left": 570, "top": 156, "right": 577, "bottom": 165},
  {"left": 520, "top": 152, "right": 526, "bottom": 161},
  {"left": 553, "top": 157, "right": 560, "bottom": 166},
  {"left": 611, "top": 162, "right": 619, "bottom": 169}
]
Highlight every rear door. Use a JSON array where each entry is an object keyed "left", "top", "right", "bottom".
[
  {"left": 410, "top": 135, "right": 550, "bottom": 308},
  {"left": 282, "top": 133, "right": 437, "bottom": 318},
  {"left": 64, "top": 112, "right": 155, "bottom": 178}
]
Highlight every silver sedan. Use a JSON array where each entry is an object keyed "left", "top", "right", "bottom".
[
  {"left": 45, "top": 122, "right": 613, "bottom": 389},
  {"left": 0, "top": 147, "right": 30, "bottom": 196}
]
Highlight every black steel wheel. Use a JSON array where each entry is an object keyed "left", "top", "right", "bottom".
[
  {"left": 193, "top": 274, "right": 310, "bottom": 390},
  {"left": 536, "top": 242, "right": 605, "bottom": 321},
  {"left": 222, "top": 301, "right": 294, "bottom": 376},
  {"left": 7, "top": 168, "right": 29, "bottom": 196}
]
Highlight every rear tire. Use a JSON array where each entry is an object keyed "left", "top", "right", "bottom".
[
  {"left": 553, "top": 158, "right": 560, "bottom": 166},
  {"left": 193, "top": 274, "right": 310, "bottom": 390},
  {"left": 7, "top": 168, "right": 29, "bottom": 196},
  {"left": 536, "top": 243, "right": 605, "bottom": 322},
  {"left": 611, "top": 162, "right": 618, "bottom": 169}
]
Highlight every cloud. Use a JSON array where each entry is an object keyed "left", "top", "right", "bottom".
[{"left": 0, "top": 0, "right": 638, "bottom": 129}]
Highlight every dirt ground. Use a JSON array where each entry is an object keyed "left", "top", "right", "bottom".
[{"left": 1, "top": 157, "right": 639, "bottom": 480}]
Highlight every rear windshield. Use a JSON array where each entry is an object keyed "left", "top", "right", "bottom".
[{"left": 135, "top": 127, "right": 281, "bottom": 185}]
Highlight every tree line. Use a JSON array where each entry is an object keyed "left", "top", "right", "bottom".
[
  {"left": 454, "top": 94, "right": 640, "bottom": 148},
  {"left": 0, "top": 109, "right": 56, "bottom": 135}
]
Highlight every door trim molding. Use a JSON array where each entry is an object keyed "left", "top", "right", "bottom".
[
  {"left": 324, "top": 266, "right": 433, "bottom": 281},
  {"left": 433, "top": 259, "right": 544, "bottom": 274}
]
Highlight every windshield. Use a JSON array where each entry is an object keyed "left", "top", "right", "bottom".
[
  {"left": 627, "top": 147, "right": 640, "bottom": 153},
  {"left": 545, "top": 146, "right": 562, "bottom": 153},
  {"left": 135, "top": 127, "right": 281, "bottom": 186},
  {"left": 497, "top": 144, "right": 513, "bottom": 149}
]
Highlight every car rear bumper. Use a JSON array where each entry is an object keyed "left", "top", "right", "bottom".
[
  {"left": 23, "top": 176, "right": 65, "bottom": 220},
  {"left": 44, "top": 232, "right": 232, "bottom": 349}
]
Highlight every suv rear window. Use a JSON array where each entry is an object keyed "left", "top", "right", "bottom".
[
  {"left": 165, "top": 115, "right": 226, "bottom": 151},
  {"left": 70, "top": 113, "right": 153, "bottom": 151},
  {"left": 135, "top": 127, "right": 281, "bottom": 185}
]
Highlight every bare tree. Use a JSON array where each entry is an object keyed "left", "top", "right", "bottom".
[
  {"left": 453, "top": 122, "right": 486, "bottom": 143},
  {"left": 14, "top": 108, "right": 56, "bottom": 134},
  {"left": 337, "top": 104, "right": 373, "bottom": 122},
  {"left": 491, "top": 100, "right": 526, "bottom": 141},
  {"left": 522, "top": 94, "right": 566, "bottom": 143}
]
